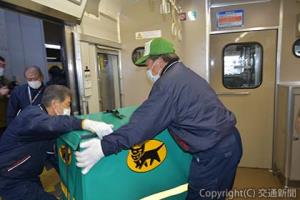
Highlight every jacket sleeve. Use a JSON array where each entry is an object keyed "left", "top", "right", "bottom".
[
  {"left": 101, "top": 84, "right": 175, "bottom": 156},
  {"left": 18, "top": 113, "right": 83, "bottom": 141},
  {"left": 6, "top": 88, "right": 20, "bottom": 125}
]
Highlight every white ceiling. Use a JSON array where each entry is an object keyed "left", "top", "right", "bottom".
[{"left": 85, "top": 0, "right": 142, "bottom": 19}]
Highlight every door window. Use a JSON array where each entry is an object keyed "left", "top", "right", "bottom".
[
  {"left": 223, "top": 43, "right": 263, "bottom": 89},
  {"left": 293, "top": 39, "right": 300, "bottom": 58},
  {"left": 132, "top": 47, "right": 146, "bottom": 67}
]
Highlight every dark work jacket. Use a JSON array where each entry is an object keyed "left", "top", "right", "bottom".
[
  {"left": 0, "top": 76, "right": 11, "bottom": 128},
  {"left": 0, "top": 105, "right": 82, "bottom": 189},
  {"left": 101, "top": 61, "right": 237, "bottom": 156},
  {"left": 6, "top": 83, "right": 45, "bottom": 125}
]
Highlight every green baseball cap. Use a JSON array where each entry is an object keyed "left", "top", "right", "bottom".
[{"left": 135, "top": 38, "right": 175, "bottom": 65}]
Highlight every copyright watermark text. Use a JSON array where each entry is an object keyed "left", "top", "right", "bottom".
[{"left": 199, "top": 188, "right": 297, "bottom": 199}]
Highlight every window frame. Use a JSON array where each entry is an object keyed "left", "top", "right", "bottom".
[
  {"left": 222, "top": 42, "right": 264, "bottom": 90},
  {"left": 131, "top": 46, "right": 147, "bottom": 67},
  {"left": 292, "top": 39, "right": 300, "bottom": 58}
]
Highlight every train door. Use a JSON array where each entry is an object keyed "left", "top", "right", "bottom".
[
  {"left": 210, "top": 30, "right": 277, "bottom": 168},
  {"left": 96, "top": 49, "right": 122, "bottom": 111}
]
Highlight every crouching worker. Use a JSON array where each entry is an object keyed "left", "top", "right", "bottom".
[{"left": 0, "top": 85, "right": 113, "bottom": 200}]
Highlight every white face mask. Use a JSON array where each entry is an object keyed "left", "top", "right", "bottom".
[
  {"left": 146, "top": 60, "right": 161, "bottom": 83},
  {"left": 54, "top": 107, "right": 71, "bottom": 116},
  {"left": 0, "top": 68, "right": 4, "bottom": 76},
  {"left": 28, "top": 80, "right": 42, "bottom": 89},
  {"left": 63, "top": 108, "right": 71, "bottom": 116},
  {"left": 147, "top": 69, "right": 160, "bottom": 83}
]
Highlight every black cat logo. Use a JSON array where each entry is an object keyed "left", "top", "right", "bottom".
[
  {"left": 127, "top": 140, "right": 167, "bottom": 173},
  {"left": 59, "top": 145, "right": 72, "bottom": 165}
]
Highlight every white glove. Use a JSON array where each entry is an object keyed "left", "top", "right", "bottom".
[
  {"left": 82, "top": 119, "right": 114, "bottom": 139},
  {"left": 75, "top": 138, "right": 104, "bottom": 175}
]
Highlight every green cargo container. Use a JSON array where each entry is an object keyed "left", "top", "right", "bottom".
[{"left": 57, "top": 106, "right": 192, "bottom": 200}]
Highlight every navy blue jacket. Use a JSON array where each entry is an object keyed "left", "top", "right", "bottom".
[
  {"left": 6, "top": 84, "right": 45, "bottom": 125},
  {"left": 101, "top": 61, "right": 237, "bottom": 156},
  {"left": 0, "top": 105, "right": 82, "bottom": 187}
]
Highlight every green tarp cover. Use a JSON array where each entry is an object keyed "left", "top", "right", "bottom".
[{"left": 57, "top": 106, "right": 192, "bottom": 200}]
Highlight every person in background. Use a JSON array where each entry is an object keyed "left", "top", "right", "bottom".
[
  {"left": 0, "top": 85, "right": 113, "bottom": 200},
  {"left": 0, "top": 56, "right": 11, "bottom": 136},
  {"left": 46, "top": 65, "right": 67, "bottom": 86},
  {"left": 6, "top": 66, "right": 45, "bottom": 125},
  {"left": 75, "top": 38, "right": 243, "bottom": 200}
]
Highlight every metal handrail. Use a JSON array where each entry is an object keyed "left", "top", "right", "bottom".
[{"left": 216, "top": 91, "right": 250, "bottom": 95}]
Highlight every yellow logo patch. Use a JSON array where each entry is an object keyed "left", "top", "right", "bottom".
[
  {"left": 59, "top": 145, "right": 72, "bottom": 165},
  {"left": 127, "top": 140, "right": 167, "bottom": 173}
]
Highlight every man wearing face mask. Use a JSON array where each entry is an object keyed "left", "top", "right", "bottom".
[
  {"left": 6, "top": 65, "right": 45, "bottom": 125},
  {"left": 75, "top": 38, "right": 243, "bottom": 200},
  {"left": 0, "top": 85, "right": 113, "bottom": 200}
]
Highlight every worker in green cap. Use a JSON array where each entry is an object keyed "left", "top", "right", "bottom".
[{"left": 76, "top": 38, "right": 243, "bottom": 200}]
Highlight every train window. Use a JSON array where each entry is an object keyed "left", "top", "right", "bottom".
[
  {"left": 223, "top": 43, "right": 263, "bottom": 89},
  {"left": 293, "top": 39, "right": 300, "bottom": 58},
  {"left": 131, "top": 47, "right": 146, "bottom": 67}
]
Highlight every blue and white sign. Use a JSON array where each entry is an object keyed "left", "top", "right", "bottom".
[{"left": 217, "top": 9, "right": 244, "bottom": 29}]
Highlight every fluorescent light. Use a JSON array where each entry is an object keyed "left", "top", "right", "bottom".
[
  {"left": 210, "top": 59, "right": 215, "bottom": 66},
  {"left": 187, "top": 11, "right": 197, "bottom": 21},
  {"left": 47, "top": 57, "right": 58, "bottom": 60},
  {"left": 45, "top": 44, "right": 61, "bottom": 50}
]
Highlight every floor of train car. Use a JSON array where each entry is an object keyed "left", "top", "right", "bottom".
[
  {"left": 1, "top": 167, "right": 299, "bottom": 199},
  {"left": 233, "top": 168, "right": 300, "bottom": 200}
]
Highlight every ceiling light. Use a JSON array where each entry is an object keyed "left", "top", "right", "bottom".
[{"left": 45, "top": 44, "right": 61, "bottom": 50}]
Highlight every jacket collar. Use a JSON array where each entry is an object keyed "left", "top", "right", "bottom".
[
  {"left": 39, "top": 104, "right": 48, "bottom": 114},
  {"left": 160, "top": 60, "right": 180, "bottom": 77}
]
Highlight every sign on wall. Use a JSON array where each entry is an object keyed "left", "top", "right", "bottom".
[
  {"left": 217, "top": 9, "right": 244, "bottom": 29},
  {"left": 135, "top": 30, "right": 162, "bottom": 40}
]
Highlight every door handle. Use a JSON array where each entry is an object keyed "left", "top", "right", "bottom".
[
  {"left": 216, "top": 91, "right": 250, "bottom": 96},
  {"left": 293, "top": 133, "right": 300, "bottom": 141},
  {"left": 294, "top": 115, "right": 300, "bottom": 141}
]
